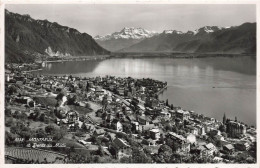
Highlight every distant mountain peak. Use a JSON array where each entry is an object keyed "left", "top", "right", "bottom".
[
  {"left": 162, "top": 26, "right": 231, "bottom": 36},
  {"left": 94, "top": 27, "right": 158, "bottom": 41},
  {"left": 163, "top": 30, "right": 184, "bottom": 34},
  {"left": 192, "top": 26, "right": 225, "bottom": 35}
]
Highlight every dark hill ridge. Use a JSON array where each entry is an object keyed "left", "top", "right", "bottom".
[
  {"left": 5, "top": 10, "right": 110, "bottom": 63},
  {"left": 120, "top": 23, "right": 256, "bottom": 54}
]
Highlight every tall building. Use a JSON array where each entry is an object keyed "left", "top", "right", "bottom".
[{"left": 226, "top": 120, "right": 246, "bottom": 138}]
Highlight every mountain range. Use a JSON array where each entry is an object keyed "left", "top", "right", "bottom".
[
  {"left": 94, "top": 27, "right": 158, "bottom": 52},
  {"left": 96, "top": 24, "right": 256, "bottom": 54},
  {"left": 5, "top": 9, "right": 256, "bottom": 63},
  {"left": 5, "top": 10, "right": 109, "bottom": 63}
]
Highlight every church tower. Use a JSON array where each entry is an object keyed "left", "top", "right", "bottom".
[{"left": 223, "top": 113, "right": 226, "bottom": 124}]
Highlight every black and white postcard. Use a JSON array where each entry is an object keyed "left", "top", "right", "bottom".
[{"left": 0, "top": 0, "right": 259, "bottom": 167}]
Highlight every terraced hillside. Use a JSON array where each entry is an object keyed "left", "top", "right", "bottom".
[{"left": 5, "top": 147, "right": 67, "bottom": 164}]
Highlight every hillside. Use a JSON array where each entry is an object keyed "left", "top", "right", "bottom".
[
  {"left": 120, "top": 23, "right": 256, "bottom": 54},
  {"left": 5, "top": 10, "right": 110, "bottom": 63}
]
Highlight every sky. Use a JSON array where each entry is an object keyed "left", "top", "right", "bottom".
[{"left": 6, "top": 4, "right": 256, "bottom": 37}]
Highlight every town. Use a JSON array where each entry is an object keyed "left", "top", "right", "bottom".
[{"left": 5, "top": 63, "right": 257, "bottom": 164}]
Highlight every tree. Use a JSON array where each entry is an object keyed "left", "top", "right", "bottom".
[
  {"left": 49, "top": 109, "right": 55, "bottom": 118},
  {"left": 86, "top": 82, "right": 90, "bottom": 92},
  {"left": 219, "top": 124, "right": 226, "bottom": 132},
  {"left": 165, "top": 123, "right": 172, "bottom": 132},
  {"left": 20, "top": 113, "right": 28, "bottom": 121},
  {"left": 122, "top": 123, "right": 132, "bottom": 134},
  {"left": 81, "top": 123, "right": 88, "bottom": 131},
  {"left": 44, "top": 118, "right": 50, "bottom": 124},
  {"left": 85, "top": 103, "right": 91, "bottom": 109},
  {"left": 132, "top": 147, "right": 152, "bottom": 163},
  {"left": 170, "top": 104, "right": 174, "bottom": 110},
  {"left": 13, "top": 110, "right": 21, "bottom": 119},
  {"left": 32, "top": 108, "right": 40, "bottom": 121},
  {"left": 67, "top": 95, "right": 77, "bottom": 105},
  {"left": 7, "top": 85, "right": 17, "bottom": 95},
  {"left": 60, "top": 125, "right": 68, "bottom": 137},
  {"left": 158, "top": 134, "right": 165, "bottom": 144},
  {"left": 158, "top": 144, "right": 172, "bottom": 163},
  {"left": 39, "top": 113, "right": 45, "bottom": 122},
  {"left": 5, "top": 131, "right": 16, "bottom": 145},
  {"left": 154, "top": 94, "right": 158, "bottom": 99},
  {"left": 36, "top": 128, "right": 47, "bottom": 138},
  {"left": 45, "top": 125, "right": 56, "bottom": 135},
  {"left": 97, "top": 145, "right": 105, "bottom": 156},
  {"left": 102, "top": 95, "right": 108, "bottom": 111},
  {"left": 222, "top": 132, "right": 227, "bottom": 138},
  {"left": 56, "top": 92, "right": 65, "bottom": 101},
  {"left": 5, "top": 108, "right": 12, "bottom": 117},
  {"left": 5, "top": 118, "right": 14, "bottom": 127},
  {"left": 28, "top": 101, "right": 35, "bottom": 107},
  {"left": 93, "top": 156, "right": 100, "bottom": 163},
  {"left": 216, "top": 140, "right": 222, "bottom": 148},
  {"left": 120, "top": 156, "right": 131, "bottom": 163},
  {"left": 166, "top": 138, "right": 180, "bottom": 152}
]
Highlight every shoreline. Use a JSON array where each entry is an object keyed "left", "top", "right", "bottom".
[
  {"left": 31, "top": 53, "right": 256, "bottom": 64},
  {"left": 111, "top": 52, "right": 256, "bottom": 59},
  {"left": 26, "top": 73, "right": 255, "bottom": 127},
  {"left": 41, "top": 55, "right": 111, "bottom": 63},
  {"left": 156, "top": 85, "right": 167, "bottom": 95}
]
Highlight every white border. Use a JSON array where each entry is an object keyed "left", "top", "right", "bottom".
[{"left": 0, "top": 1, "right": 259, "bottom": 168}]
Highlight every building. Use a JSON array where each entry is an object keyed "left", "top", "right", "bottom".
[
  {"left": 204, "top": 143, "right": 217, "bottom": 156},
  {"left": 223, "top": 144, "right": 235, "bottom": 154},
  {"left": 186, "top": 133, "right": 196, "bottom": 145},
  {"left": 226, "top": 120, "right": 246, "bottom": 138},
  {"left": 110, "top": 138, "right": 131, "bottom": 159},
  {"left": 195, "top": 125, "right": 206, "bottom": 135},
  {"left": 186, "top": 125, "right": 199, "bottom": 135},
  {"left": 111, "top": 120, "right": 123, "bottom": 132},
  {"left": 138, "top": 116, "right": 150, "bottom": 125},
  {"left": 166, "top": 132, "right": 190, "bottom": 153},
  {"left": 149, "top": 128, "right": 160, "bottom": 140},
  {"left": 176, "top": 110, "right": 190, "bottom": 120},
  {"left": 235, "top": 141, "right": 250, "bottom": 151},
  {"left": 94, "top": 129, "right": 106, "bottom": 136},
  {"left": 66, "top": 111, "right": 79, "bottom": 124},
  {"left": 139, "top": 124, "right": 155, "bottom": 132},
  {"left": 214, "top": 135, "right": 224, "bottom": 141}
]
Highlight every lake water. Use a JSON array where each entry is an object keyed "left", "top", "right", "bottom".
[{"left": 39, "top": 56, "right": 256, "bottom": 126}]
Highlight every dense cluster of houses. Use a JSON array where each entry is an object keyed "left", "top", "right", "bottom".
[{"left": 5, "top": 63, "right": 257, "bottom": 163}]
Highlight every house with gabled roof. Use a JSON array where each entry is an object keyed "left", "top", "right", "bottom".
[
  {"left": 204, "top": 143, "right": 217, "bottom": 156},
  {"left": 223, "top": 144, "right": 235, "bottom": 154},
  {"left": 111, "top": 119, "right": 123, "bottom": 132},
  {"left": 94, "top": 128, "right": 105, "bottom": 136},
  {"left": 110, "top": 138, "right": 132, "bottom": 159}
]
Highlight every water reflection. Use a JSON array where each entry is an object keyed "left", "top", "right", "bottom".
[{"left": 39, "top": 56, "right": 256, "bottom": 125}]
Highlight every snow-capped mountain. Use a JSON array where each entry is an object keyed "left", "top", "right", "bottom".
[
  {"left": 163, "top": 26, "right": 229, "bottom": 36},
  {"left": 121, "top": 23, "right": 256, "bottom": 54},
  {"left": 94, "top": 27, "right": 158, "bottom": 41},
  {"left": 192, "top": 26, "right": 225, "bottom": 35},
  {"left": 163, "top": 30, "right": 183, "bottom": 34},
  {"left": 94, "top": 27, "right": 158, "bottom": 52}
]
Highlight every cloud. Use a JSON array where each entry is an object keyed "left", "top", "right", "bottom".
[{"left": 6, "top": 4, "right": 256, "bottom": 36}]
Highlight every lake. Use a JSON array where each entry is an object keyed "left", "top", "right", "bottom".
[{"left": 39, "top": 56, "right": 256, "bottom": 126}]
